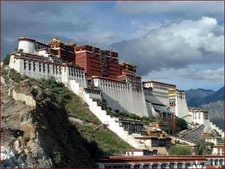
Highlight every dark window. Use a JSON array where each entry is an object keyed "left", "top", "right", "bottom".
[
  {"left": 39, "top": 62, "right": 42, "bottom": 72},
  {"left": 33, "top": 62, "right": 35, "bottom": 71},
  {"left": 24, "top": 61, "right": 27, "bottom": 70},
  {"left": 28, "top": 61, "right": 31, "bottom": 71}
]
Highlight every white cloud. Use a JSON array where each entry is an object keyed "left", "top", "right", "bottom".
[
  {"left": 144, "top": 67, "right": 224, "bottom": 82},
  {"left": 111, "top": 17, "right": 224, "bottom": 76},
  {"left": 142, "top": 67, "right": 224, "bottom": 90},
  {"left": 130, "top": 20, "right": 170, "bottom": 38}
]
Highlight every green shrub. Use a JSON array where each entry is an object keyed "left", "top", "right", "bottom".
[
  {"left": 169, "top": 146, "right": 193, "bottom": 155},
  {"left": 194, "top": 138, "right": 214, "bottom": 155},
  {"left": 176, "top": 117, "right": 188, "bottom": 131}
]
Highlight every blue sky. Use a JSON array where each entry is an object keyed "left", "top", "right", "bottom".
[{"left": 2, "top": 1, "right": 224, "bottom": 90}]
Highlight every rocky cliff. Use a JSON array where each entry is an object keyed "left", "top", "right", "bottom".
[
  {"left": 1, "top": 68, "right": 98, "bottom": 168},
  {"left": 1, "top": 66, "right": 131, "bottom": 168}
]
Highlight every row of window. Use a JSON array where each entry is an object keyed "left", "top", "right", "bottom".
[
  {"left": 192, "top": 112, "right": 202, "bottom": 119},
  {"left": 154, "top": 85, "right": 169, "bottom": 91},
  {"left": 24, "top": 61, "right": 51, "bottom": 73},
  {"left": 68, "top": 67, "right": 84, "bottom": 77},
  {"left": 99, "top": 80, "right": 128, "bottom": 89},
  {"left": 23, "top": 60, "right": 84, "bottom": 77}
]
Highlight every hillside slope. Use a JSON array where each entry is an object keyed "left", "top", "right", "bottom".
[{"left": 1, "top": 66, "right": 131, "bottom": 168}]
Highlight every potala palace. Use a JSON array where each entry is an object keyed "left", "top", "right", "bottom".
[
  {"left": 8, "top": 37, "right": 224, "bottom": 155},
  {"left": 9, "top": 37, "right": 193, "bottom": 120}
]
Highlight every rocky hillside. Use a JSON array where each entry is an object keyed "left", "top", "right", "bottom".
[
  {"left": 1, "top": 66, "right": 131, "bottom": 168},
  {"left": 201, "top": 100, "right": 224, "bottom": 130}
]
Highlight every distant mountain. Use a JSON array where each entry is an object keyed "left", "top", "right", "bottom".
[
  {"left": 185, "top": 88, "right": 214, "bottom": 107},
  {"left": 199, "top": 87, "right": 224, "bottom": 105}
]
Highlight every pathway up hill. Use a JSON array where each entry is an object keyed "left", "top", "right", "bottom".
[{"left": 1, "top": 66, "right": 131, "bottom": 168}]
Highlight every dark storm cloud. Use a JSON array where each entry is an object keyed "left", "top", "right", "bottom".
[
  {"left": 2, "top": 18, "right": 90, "bottom": 36},
  {"left": 1, "top": 38, "right": 16, "bottom": 58},
  {"left": 3, "top": 2, "right": 63, "bottom": 20},
  {"left": 1, "top": 33, "right": 75, "bottom": 59},
  {"left": 2, "top": 2, "right": 91, "bottom": 58}
]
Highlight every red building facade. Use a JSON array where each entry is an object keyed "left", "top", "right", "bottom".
[
  {"left": 75, "top": 45, "right": 120, "bottom": 79},
  {"left": 48, "top": 38, "right": 76, "bottom": 63},
  {"left": 75, "top": 45, "right": 102, "bottom": 78}
]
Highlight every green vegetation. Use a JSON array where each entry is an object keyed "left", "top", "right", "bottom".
[
  {"left": 169, "top": 146, "right": 193, "bottom": 155},
  {"left": 76, "top": 124, "right": 131, "bottom": 156},
  {"left": 3, "top": 54, "right": 10, "bottom": 66},
  {"left": 194, "top": 138, "right": 214, "bottom": 155},
  {"left": 39, "top": 77, "right": 100, "bottom": 124},
  {"left": 176, "top": 117, "right": 188, "bottom": 131},
  {"left": 1, "top": 66, "right": 26, "bottom": 84},
  {"left": 161, "top": 117, "right": 187, "bottom": 135}
]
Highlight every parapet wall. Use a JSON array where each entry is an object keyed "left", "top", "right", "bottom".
[{"left": 8, "top": 89, "right": 36, "bottom": 107}]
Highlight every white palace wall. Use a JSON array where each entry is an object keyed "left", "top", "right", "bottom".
[
  {"left": 9, "top": 53, "right": 87, "bottom": 88},
  {"left": 175, "top": 90, "right": 192, "bottom": 123},
  {"left": 93, "top": 78, "right": 149, "bottom": 117}
]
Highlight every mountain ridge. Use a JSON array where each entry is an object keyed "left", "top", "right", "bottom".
[{"left": 185, "top": 88, "right": 215, "bottom": 107}]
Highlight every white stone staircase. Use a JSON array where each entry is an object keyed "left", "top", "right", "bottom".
[
  {"left": 68, "top": 80, "right": 145, "bottom": 149},
  {"left": 209, "top": 121, "right": 224, "bottom": 138}
]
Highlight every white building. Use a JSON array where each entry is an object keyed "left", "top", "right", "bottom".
[
  {"left": 124, "top": 149, "right": 157, "bottom": 156},
  {"left": 9, "top": 37, "right": 87, "bottom": 88},
  {"left": 171, "top": 89, "right": 192, "bottom": 123},
  {"left": 189, "top": 108, "right": 209, "bottom": 125},
  {"left": 204, "top": 137, "right": 224, "bottom": 156},
  {"left": 212, "top": 143, "right": 224, "bottom": 156},
  {"left": 143, "top": 81, "right": 191, "bottom": 123}
]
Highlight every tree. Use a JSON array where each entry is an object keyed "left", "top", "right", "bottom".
[
  {"left": 169, "top": 146, "right": 193, "bottom": 155},
  {"left": 3, "top": 54, "right": 10, "bottom": 66},
  {"left": 175, "top": 117, "right": 187, "bottom": 132},
  {"left": 194, "top": 138, "right": 214, "bottom": 155}
]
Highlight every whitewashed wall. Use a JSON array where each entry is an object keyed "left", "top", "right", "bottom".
[
  {"left": 189, "top": 111, "right": 205, "bottom": 125},
  {"left": 93, "top": 78, "right": 149, "bottom": 117},
  {"left": 9, "top": 54, "right": 87, "bottom": 89},
  {"left": 175, "top": 91, "right": 192, "bottom": 123}
]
